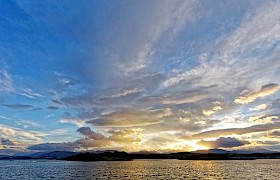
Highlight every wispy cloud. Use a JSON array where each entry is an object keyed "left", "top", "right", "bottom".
[
  {"left": 87, "top": 108, "right": 172, "bottom": 128},
  {"left": 184, "top": 122, "right": 280, "bottom": 140},
  {"left": 0, "top": 124, "right": 45, "bottom": 144},
  {"left": 250, "top": 104, "right": 269, "bottom": 111},
  {"left": 16, "top": 120, "right": 41, "bottom": 129},
  {"left": 0, "top": 115, "right": 11, "bottom": 120},
  {"left": 0, "top": 69, "right": 14, "bottom": 93},
  {"left": 2, "top": 103, "right": 34, "bottom": 110},
  {"left": 1, "top": 1, "right": 280, "bottom": 152},
  {"left": 19, "top": 88, "right": 44, "bottom": 99},
  {"left": 235, "top": 84, "right": 280, "bottom": 104}
]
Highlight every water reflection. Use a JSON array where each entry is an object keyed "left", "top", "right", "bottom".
[{"left": 0, "top": 159, "right": 279, "bottom": 179}]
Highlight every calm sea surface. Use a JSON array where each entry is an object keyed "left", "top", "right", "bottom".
[{"left": 0, "top": 159, "right": 279, "bottom": 180}]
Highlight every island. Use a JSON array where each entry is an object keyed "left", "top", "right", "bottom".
[{"left": 1, "top": 149, "right": 280, "bottom": 161}]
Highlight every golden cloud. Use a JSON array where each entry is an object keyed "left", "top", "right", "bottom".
[{"left": 234, "top": 83, "right": 280, "bottom": 104}]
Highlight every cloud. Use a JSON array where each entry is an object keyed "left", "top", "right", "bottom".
[
  {"left": 202, "top": 105, "right": 222, "bottom": 116},
  {"left": 109, "top": 88, "right": 143, "bottom": 99},
  {"left": 16, "top": 120, "right": 41, "bottom": 129},
  {"left": 56, "top": 73, "right": 78, "bottom": 87},
  {"left": 250, "top": 104, "right": 269, "bottom": 111},
  {"left": 0, "top": 124, "right": 44, "bottom": 143},
  {"left": 74, "top": 128, "right": 144, "bottom": 150},
  {"left": 197, "top": 137, "right": 250, "bottom": 149},
  {"left": 19, "top": 88, "right": 44, "bottom": 99},
  {"left": 266, "top": 130, "right": 280, "bottom": 138},
  {"left": 87, "top": 108, "right": 172, "bottom": 128},
  {"left": 142, "top": 132, "right": 185, "bottom": 151},
  {"left": 29, "top": 127, "right": 145, "bottom": 151},
  {"left": 0, "top": 115, "right": 11, "bottom": 120},
  {"left": 83, "top": 128, "right": 142, "bottom": 150},
  {"left": 113, "top": 0, "right": 197, "bottom": 73},
  {"left": 184, "top": 122, "right": 280, "bottom": 140},
  {"left": 0, "top": 69, "right": 14, "bottom": 93},
  {"left": 107, "top": 128, "right": 143, "bottom": 144},
  {"left": 255, "top": 140, "right": 280, "bottom": 145},
  {"left": 162, "top": 0, "right": 280, "bottom": 93},
  {"left": 162, "top": 92, "right": 208, "bottom": 105},
  {"left": 235, "top": 84, "right": 280, "bottom": 104},
  {"left": 74, "top": 139, "right": 109, "bottom": 149},
  {"left": 27, "top": 142, "right": 76, "bottom": 151},
  {"left": 248, "top": 115, "right": 278, "bottom": 124},
  {"left": 60, "top": 118, "right": 86, "bottom": 127},
  {"left": 202, "top": 110, "right": 215, "bottom": 116},
  {"left": 143, "top": 116, "right": 220, "bottom": 134},
  {"left": 2, "top": 103, "right": 34, "bottom": 110},
  {"left": 92, "top": 88, "right": 144, "bottom": 107},
  {"left": 2, "top": 1, "right": 280, "bottom": 152},
  {"left": 76, "top": 127, "right": 105, "bottom": 140},
  {"left": 0, "top": 137, "right": 15, "bottom": 145},
  {"left": 47, "top": 106, "right": 59, "bottom": 110}
]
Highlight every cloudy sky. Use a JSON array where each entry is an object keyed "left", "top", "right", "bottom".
[{"left": 1, "top": 0, "right": 280, "bottom": 154}]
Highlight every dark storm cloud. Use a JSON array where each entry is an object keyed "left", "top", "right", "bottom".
[
  {"left": 266, "top": 130, "right": 280, "bottom": 138},
  {"left": 0, "top": 137, "right": 14, "bottom": 145},
  {"left": 77, "top": 127, "right": 105, "bottom": 140},
  {"left": 183, "top": 122, "right": 280, "bottom": 140},
  {"left": 197, "top": 137, "right": 249, "bottom": 148}
]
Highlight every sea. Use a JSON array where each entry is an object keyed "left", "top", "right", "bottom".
[{"left": 0, "top": 159, "right": 279, "bottom": 179}]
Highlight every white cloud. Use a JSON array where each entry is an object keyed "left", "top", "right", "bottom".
[
  {"left": 118, "top": 0, "right": 197, "bottom": 74},
  {"left": 0, "top": 69, "right": 14, "bottom": 93},
  {"left": 248, "top": 115, "right": 278, "bottom": 124},
  {"left": 250, "top": 104, "right": 269, "bottom": 111},
  {"left": 0, "top": 115, "right": 11, "bottom": 120},
  {"left": 235, "top": 84, "right": 280, "bottom": 104},
  {"left": 60, "top": 118, "right": 86, "bottom": 127},
  {"left": 163, "top": 2, "right": 280, "bottom": 91},
  {"left": 87, "top": 108, "right": 172, "bottom": 128},
  {"left": 19, "top": 88, "right": 44, "bottom": 99},
  {"left": 109, "top": 88, "right": 143, "bottom": 98},
  {"left": 16, "top": 120, "right": 41, "bottom": 129},
  {"left": 203, "top": 105, "right": 222, "bottom": 116},
  {"left": 162, "top": 93, "right": 208, "bottom": 105},
  {"left": 0, "top": 124, "right": 45, "bottom": 144}
]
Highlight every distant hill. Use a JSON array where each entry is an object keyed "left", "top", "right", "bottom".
[
  {"left": 0, "top": 155, "right": 9, "bottom": 158},
  {"left": 130, "top": 150, "right": 160, "bottom": 154},
  {"left": 66, "top": 151, "right": 131, "bottom": 161},
  {"left": 0, "top": 149, "right": 23, "bottom": 156},
  {"left": 89, "top": 150, "right": 122, "bottom": 154},
  {"left": 192, "top": 148, "right": 279, "bottom": 155},
  {"left": 0, "top": 151, "right": 78, "bottom": 160},
  {"left": 28, "top": 152, "right": 49, "bottom": 158},
  {"left": 1, "top": 148, "right": 280, "bottom": 161},
  {"left": 231, "top": 148, "right": 279, "bottom": 154},
  {"left": 192, "top": 149, "right": 229, "bottom": 154},
  {"left": 14, "top": 151, "right": 36, "bottom": 157},
  {"left": 35, "top": 151, "right": 78, "bottom": 160}
]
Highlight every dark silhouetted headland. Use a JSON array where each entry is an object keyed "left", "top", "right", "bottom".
[{"left": 1, "top": 149, "right": 280, "bottom": 161}]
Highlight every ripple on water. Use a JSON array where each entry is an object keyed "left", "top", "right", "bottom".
[{"left": 0, "top": 159, "right": 279, "bottom": 179}]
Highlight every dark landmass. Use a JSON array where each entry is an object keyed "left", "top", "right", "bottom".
[
  {"left": 0, "top": 151, "right": 78, "bottom": 160},
  {"left": 66, "top": 151, "right": 132, "bottom": 161},
  {"left": 37, "top": 151, "right": 78, "bottom": 160},
  {"left": 0, "top": 155, "right": 9, "bottom": 158},
  {"left": 1, "top": 149, "right": 280, "bottom": 161}
]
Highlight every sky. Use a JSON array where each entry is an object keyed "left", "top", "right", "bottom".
[{"left": 1, "top": 0, "right": 280, "bottom": 154}]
